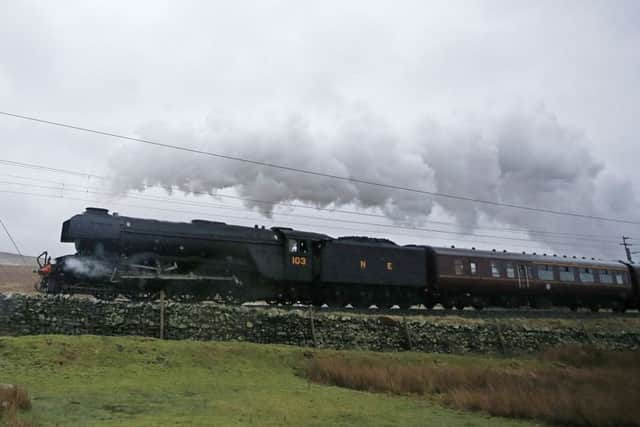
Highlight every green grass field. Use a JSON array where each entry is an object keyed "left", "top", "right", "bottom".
[{"left": 0, "top": 335, "right": 546, "bottom": 427}]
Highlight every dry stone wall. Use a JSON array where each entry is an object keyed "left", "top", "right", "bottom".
[{"left": 1, "top": 293, "right": 639, "bottom": 353}]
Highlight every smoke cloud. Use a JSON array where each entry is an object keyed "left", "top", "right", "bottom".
[{"left": 108, "top": 106, "right": 639, "bottom": 257}]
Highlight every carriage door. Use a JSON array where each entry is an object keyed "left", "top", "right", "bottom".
[
  {"left": 283, "top": 237, "right": 313, "bottom": 283},
  {"left": 516, "top": 264, "right": 530, "bottom": 289}
]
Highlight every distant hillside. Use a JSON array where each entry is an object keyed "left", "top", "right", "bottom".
[{"left": 0, "top": 251, "right": 36, "bottom": 266}]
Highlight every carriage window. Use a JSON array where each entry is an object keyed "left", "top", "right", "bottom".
[
  {"left": 559, "top": 266, "right": 575, "bottom": 282},
  {"left": 537, "top": 264, "right": 554, "bottom": 281},
  {"left": 287, "top": 239, "right": 298, "bottom": 253},
  {"left": 454, "top": 259, "right": 464, "bottom": 275},
  {"left": 599, "top": 269, "right": 613, "bottom": 284},
  {"left": 506, "top": 263, "right": 515, "bottom": 278},
  {"left": 579, "top": 267, "right": 594, "bottom": 283},
  {"left": 616, "top": 273, "right": 625, "bottom": 285},
  {"left": 469, "top": 261, "right": 477, "bottom": 275},
  {"left": 490, "top": 262, "right": 500, "bottom": 278}
]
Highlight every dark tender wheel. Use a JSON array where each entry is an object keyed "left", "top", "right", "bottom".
[
  {"left": 471, "top": 297, "right": 486, "bottom": 311},
  {"left": 422, "top": 296, "right": 436, "bottom": 310},
  {"left": 612, "top": 303, "right": 626, "bottom": 313}
]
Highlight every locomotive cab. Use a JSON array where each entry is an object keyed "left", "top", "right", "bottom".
[{"left": 273, "top": 228, "right": 327, "bottom": 283}]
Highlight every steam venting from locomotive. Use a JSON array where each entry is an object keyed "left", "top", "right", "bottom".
[
  {"left": 108, "top": 107, "right": 639, "bottom": 257},
  {"left": 63, "top": 257, "right": 113, "bottom": 279}
]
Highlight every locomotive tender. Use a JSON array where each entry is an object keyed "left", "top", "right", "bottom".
[{"left": 36, "top": 208, "right": 640, "bottom": 311}]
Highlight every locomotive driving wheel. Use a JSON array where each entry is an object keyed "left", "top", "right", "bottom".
[{"left": 441, "top": 298, "right": 454, "bottom": 310}]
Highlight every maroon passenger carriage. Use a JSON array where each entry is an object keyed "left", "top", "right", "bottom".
[{"left": 424, "top": 247, "right": 635, "bottom": 311}]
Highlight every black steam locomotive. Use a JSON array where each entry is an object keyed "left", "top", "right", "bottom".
[{"left": 36, "top": 208, "right": 640, "bottom": 311}]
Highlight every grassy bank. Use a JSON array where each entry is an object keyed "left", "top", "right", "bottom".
[
  {"left": 0, "top": 335, "right": 541, "bottom": 427},
  {"left": 306, "top": 345, "right": 640, "bottom": 427}
]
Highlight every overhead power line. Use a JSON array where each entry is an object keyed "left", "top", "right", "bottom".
[
  {"left": 0, "top": 178, "right": 626, "bottom": 247},
  {"left": 0, "top": 179, "right": 586, "bottom": 246},
  {"left": 0, "top": 159, "right": 107, "bottom": 180},
  {"left": 0, "top": 187, "right": 624, "bottom": 259},
  {"left": 0, "top": 163, "right": 627, "bottom": 243},
  {"left": 1, "top": 111, "right": 638, "bottom": 225},
  {"left": 0, "top": 216, "right": 27, "bottom": 265},
  {"left": 0, "top": 181, "right": 632, "bottom": 252}
]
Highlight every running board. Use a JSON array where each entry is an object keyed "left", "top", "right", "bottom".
[{"left": 114, "top": 274, "right": 242, "bottom": 285}]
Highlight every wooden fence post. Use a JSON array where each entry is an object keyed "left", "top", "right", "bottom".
[
  {"left": 159, "top": 289, "right": 166, "bottom": 340},
  {"left": 308, "top": 305, "right": 318, "bottom": 348},
  {"left": 403, "top": 317, "right": 413, "bottom": 351},
  {"left": 494, "top": 321, "right": 506, "bottom": 354}
]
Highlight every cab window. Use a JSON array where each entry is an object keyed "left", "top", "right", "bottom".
[{"left": 287, "top": 239, "right": 298, "bottom": 253}]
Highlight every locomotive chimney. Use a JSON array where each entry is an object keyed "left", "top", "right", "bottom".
[{"left": 85, "top": 207, "right": 109, "bottom": 215}]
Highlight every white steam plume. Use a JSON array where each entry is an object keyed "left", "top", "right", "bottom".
[
  {"left": 63, "top": 257, "right": 113, "bottom": 279},
  {"left": 108, "top": 107, "right": 640, "bottom": 258}
]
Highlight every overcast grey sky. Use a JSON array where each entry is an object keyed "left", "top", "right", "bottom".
[{"left": 1, "top": 0, "right": 639, "bottom": 260}]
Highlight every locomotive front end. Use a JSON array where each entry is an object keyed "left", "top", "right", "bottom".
[{"left": 35, "top": 251, "right": 52, "bottom": 292}]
